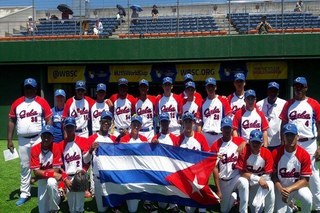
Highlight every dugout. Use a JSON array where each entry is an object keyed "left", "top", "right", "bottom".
[{"left": 0, "top": 34, "right": 319, "bottom": 139}]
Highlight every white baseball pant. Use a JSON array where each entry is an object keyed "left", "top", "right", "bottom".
[
  {"left": 203, "top": 132, "right": 222, "bottom": 147},
  {"left": 274, "top": 186, "right": 312, "bottom": 212},
  {"left": 126, "top": 199, "right": 140, "bottom": 212},
  {"left": 18, "top": 135, "right": 41, "bottom": 198},
  {"left": 38, "top": 178, "right": 60, "bottom": 213},
  {"left": 220, "top": 175, "right": 249, "bottom": 213},
  {"left": 67, "top": 176, "right": 85, "bottom": 213},
  {"left": 249, "top": 180, "right": 274, "bottom": 213}
]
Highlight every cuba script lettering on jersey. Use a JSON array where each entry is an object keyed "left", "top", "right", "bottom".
[
  {"left": 116, "top": 106, "right": 130, "bottom": 115},
  {"left": 65, "top": 152, "right": 81, "bottom": 164},
  {"left": 232, "top": 105, "right": 241, "bottom": 114},
  {"left": 289, "top": 110, "right": 311, "bottom": 120},
  {"left": 279, "top": 168, "right": 300, "bottom": 178},
  {"left": 161, "top": 104, "right": 176, "bottom": 112},
  {"left": 246, "top": 165, "right": 263, "bottom": 174},
  {"left": 92, "top": 110, "right": 102, "bottom": 118},
  {"left": 137, "top": 106, "right": 152, "bottom": 115},
  {"left": 204, "top": 106, "right": 220, "bottom": 118},
  {"left": 221, "top": 153, "right": 238, "bottom": 164},
  {"left": 19, "top": 109, "right": 38, "bottom": 118},
  {"left": 242, "top": 120, "right": 261, "bottom": 129}
]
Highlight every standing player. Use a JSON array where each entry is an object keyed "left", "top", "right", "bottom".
[
  {"left": 227, "top": 73, "right": 246, "bottom": 116},
  {"left": 211, "top": 117, "right": 248, "bottom": 213},
  {"left": 256, "top": 82, "right": 286, "bottom": 151},
  {"left": 135, "top": 79, "right": 156, "bottom": 141},
  {"left": 60, "top": 117, "right": 90, "bottom": 213},
  {"left": 62, "top": 80, "right": 95, "bottom": 138},
  {"left": 233, "top": 89, "right": 269, "bottom": 146},
  {"left": 30, "top": 125, "right": 63, "bottom": 213},
  {"left": 52, "top": 89, "right": 66, "bottom": 143},
  {"left": 91, "top": 83, "right": 113, "bottom": 133},
  {"left": 109, "top": 78, "right": 136, "bottom": 138},
  {"left": 201, "top": 77, "right": 232, "bottom": 146},
  {"left": 236, "top": 130, "right": 274, "bottom": 213},
  {"left": 279, "top": 76, "right": 320, "bottom": 211},
  {"left": 272, "top": 123, "right": 313, "bottom": 212},
  {"left": 155, "top": 77, "right": 182, "bottom": 136},
  {"left": 7, "top": 78, "right": 52, "bottom": 206},
  {"left": 180, "top": 74, "right": 203, "bottom": 102},
  {"left": 84, "top": 111, "right": 117, "bottom": 213}
]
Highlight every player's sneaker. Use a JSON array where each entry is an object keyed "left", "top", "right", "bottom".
[
  {"left": 58, "top": 187, "right": 66, "bottom": 202},
  {"left": 143, "top": 201, "right": 158, "bottom": 213},
  {"left": 167, "top": 206, "right": 181, "bottom": 213},
  {"left": 16, "top": 197, "right": 29, "bottom": 206}
]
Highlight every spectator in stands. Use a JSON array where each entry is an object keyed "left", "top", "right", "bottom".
[
  {"left": 27, "top": 16, "right": 37, "bottom": 35},
  {"left": 116, "top": 6, "right": 126, "bottom": 23},
  {"left": 131, "top": 10, "right": 139, "bottom": 25},
  {"left": 294, "top": 0, "right": 303, "bottom": 12},
  {"left": 82, "top": 20, "right": 89, "bottom": 35},
  {"left": 93, "top": 19, "right": 103, "bottom": 35},
  {"left": 50, "top": 15, "right": 59, "bottom": 20},
  {"left": 256, "top": 16, "right": 272, "bottom": 34},
  {"left": 151, "top": 5, "right": 159, "bottom": 22}
]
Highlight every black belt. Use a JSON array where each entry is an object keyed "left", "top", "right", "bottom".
[
  {"left": 23, "top": 134, "right": 39, "bottom": 139},
  {"left": 140, "top": 127, "right": 154, "bottom": 132},
  {"left": 221, "top": 177, "right": 233, "bottom": 181},
  {"left": 114, "top": 127, "right": 129, "bottom": 131},
  {"left": 298, "top": 137, "right": 316, "bottom": 142},
  {"left": 206, "top": 131, "right": 220, "bottom": 135},
  {"left": 75, "top": 127, "right": 87, "bottom": 133}
]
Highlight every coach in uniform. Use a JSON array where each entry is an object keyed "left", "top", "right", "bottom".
[{"left": 7, "top": 78, "right": 52, "bottom": 206}]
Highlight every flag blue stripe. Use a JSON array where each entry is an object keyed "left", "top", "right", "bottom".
[
  {"left": 99, "top": 170, "right": 171, "bottom": 185},
  {"left": 96, "top": 143, "right": 214, "bottom": 164}
]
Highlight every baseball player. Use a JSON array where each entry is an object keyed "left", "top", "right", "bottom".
[
  {"left": 59, "top": 117, "right": 90, "bottom": 213},
  {"left": 7, "top": 78, "right": 52, "bottom": 206},
  {"left": 52, "top": 89, "right": 66, "bottom": 143},
  {"left": 119, "top": 115, "right": 148, "bottom": 213},
  {"left": 109, "top": 78, "right": 136, "bottom": 138},
  {"left": 201, "top": 77, "right": 232, "bottom": 146},
  {"left": 236, "top": 129, "right": 275, "bottom": 213},
  {"left": 91, "top": 83, "right": 113, "bottom": 133},
  {"left": 135, "top": 79, "right": 156, "bottom": 141},
  {"left": 256, "top": 82, "right": 286, "bottom": 151},
  {"left": 62, "top": 80, "right": 95, "bottom": 138},
  {"left": 84, "top": 111, "right": 117, "bottom": 213},
  {"left": 30, "top": 125, "right": 63, "bottom": 213},
  {"left": 211, "top": 117, "right": 248, "bottom": 213},
  {"left": 233, "top": 89, "right": 269, "bottom": 146},
  {"left": 227, "top": 73, "right": 246, "bottom": 116},
  {"left": 182, "top": 81, "right": 203, "bottom": 132},
  {"left": 180, "top": 73, "right": 203, "bottom": 103},
  {"left": 155, "top": 77, "right": 182, "bottom": 136},
  {"left": 279, "top": 76, "right": 320, "bottom": 211},
  {"left": 272, "top": 123, "right": 313, "bottom": 212}
]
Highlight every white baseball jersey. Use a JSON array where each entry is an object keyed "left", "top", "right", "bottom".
[
  {"left": 152, "top": 133, "right": 179, "bottom": 146},
  {"left": 135, "top": 95, "right": 156, "bottom": 130},
  {"left": 202, "top": 95, "right": 232, "bottom": 133},
  {"left": 9, "top": 96, "right": 52, "bottom": 137},
  {"left": 156, "top": 94, "right": 182, "bottom": 130},
  {"left": 256, "top": 98, "right": 286, "bottom": 147},
  {"left": 233, "top": 108, "right": 269, "bottom": 141},
  {"left": 182, "top": 96, "right": 202, "bottom": 121},
  {"left": 110, "top": 94, "right": 136, "bottom": 130},
  {"left": 30, "top": 142, "right": 62, "bottom": 171},
  {"left": 227, "top": 93, "right": 245, "bottom": 115},
  {"left": 63, "top": 96, "right": 95, "bottom": 134},
  {"left": 60, "top": 136, "right": 90, "bottom": 175},
  {"left": 211, "top": 137, "right": 244, "bottom": 180},
  {"left": 178, "top": 132, "right": 210, "bottom": 152},
  {"left": 280, "top": 98, "right": 320, "bottom": 139},
  {"left": 272, "top": 146, "right": 312, "bottom": 187},
  {"left": 120, "top": 134, "right": 148, "bottom": 143},
  {"left": 91, "top": 101, "right": 111, "bottom": 132},
  {"left": 236, "top": 144, "right": 273, "bottom": 176}
]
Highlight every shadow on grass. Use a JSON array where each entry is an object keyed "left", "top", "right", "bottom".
[{"left": 7, "top": 186, "right": 38, "bottom": 201}]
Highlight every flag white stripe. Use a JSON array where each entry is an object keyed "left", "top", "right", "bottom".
[
  {"left": 101, "top": 182, "right": 190, "bottom": 198},
  {"left": 97, "top": 155, "right": 194, "bottom": 172}
]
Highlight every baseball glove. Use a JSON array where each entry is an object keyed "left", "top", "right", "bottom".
[{"left": 71, "top": 170, "right": 89, "bottom": 192}]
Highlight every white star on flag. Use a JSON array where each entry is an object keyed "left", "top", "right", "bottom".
[{"left": 188, "top": 175, "right": 205, "bottom": 196}]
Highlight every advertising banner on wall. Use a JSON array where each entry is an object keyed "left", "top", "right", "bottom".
[
  {"left": 109, "top": 65, "right": 151, "bottom": 82},
  {"left": 175, "top": 63, "right": 220, "bottom": 81},
  {"left": 48, "top": 66, "right": 85, "bottom": 83},
  {"left": 246, "top": 61, "right": 288, "bottom": 80}
]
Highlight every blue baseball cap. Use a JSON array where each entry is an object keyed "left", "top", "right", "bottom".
[
  {"left": 268, "top": 82, "right": 280, "bottom": 90},
  {"left": 75, "top": 80, "right": 86, "bottom": 90},
  {"left": 131, "top": 114, "right": 142, "bottom": 124},
  {"left": 283, "top": 123, "right": 298, "bottom": 135},
  {"left": 249, "top": 129, "right": 263, "bottom": 143},
  {"left": 185, "top": 81, "right": 196, "bottom": 89},
  {"left": 205, "top": 77, "right": 216, "bottom": 86},
  {"left": 184, "top": 73, "right": 194, "bottom": 81},
  {"left": 221, "top": 117, "right": 232, "bottom": 128},
  {"left": 24, "top": 78, "right": 37, "bottom": 88},
  {"left": 97, "top": 83, "right": 106, "bottom": 92},
  {"left": 64, "top": 117, "right": 76, "bottom": 127},
  {"left": 159, "top": 112, "right": 170, "bottom": 122},
  {"left": 139, "top": 79, "right": 149, "bottom": 86},
  {"left": 101, "top": 110, "right": 113, "bottom": 120},
  {"left": 182, "top": 112, "right": 195, "bottom": 121},
  {"left": 293, "top": 77, "right": 307, "bottom": 87},
  {"left": 234, "top": 73, "right": 246, "bottom": 81},
  {"left": 55, "top": 89, "right": 66, "bottom": 97},
  {"left": 41, "top": 125, "right": 54, "bottom": 135},
  {"left": 245, "top": 89, "right": 256, "bottom": 98},
  {"left": 162, "top": 77, "right": 173, "bottom": 85},
  {"left": 118, "top": 78, "right": 128, "bottom": 86}
]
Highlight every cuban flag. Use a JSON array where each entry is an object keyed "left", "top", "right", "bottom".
[{"left": 96, "top": 143, "right": 219, "bottom": 208}]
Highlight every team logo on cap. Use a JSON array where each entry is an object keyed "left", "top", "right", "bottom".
[{"left": 78, "top": 81, "right": 84, "bottom": 86}]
